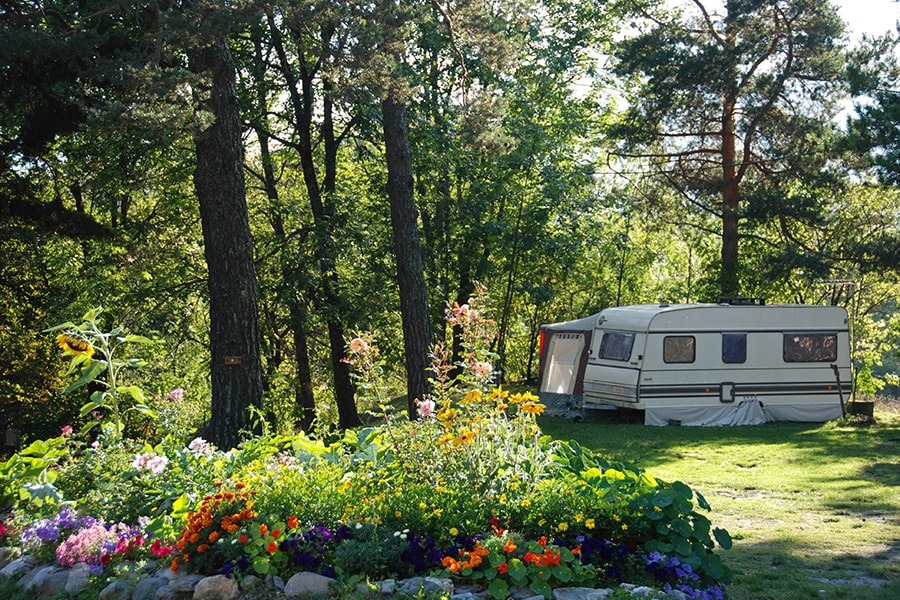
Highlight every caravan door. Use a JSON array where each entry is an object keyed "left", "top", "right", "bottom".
[{"left": 583, "top": 330, "right": 643, "bottom": 406}]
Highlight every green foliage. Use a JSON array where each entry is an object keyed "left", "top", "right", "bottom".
[
  {"left": 0, "top": 435, "right": 68, "bottom": 513},
  {"left": 45, "top": 308, "right": 157, "bottom": 439}
]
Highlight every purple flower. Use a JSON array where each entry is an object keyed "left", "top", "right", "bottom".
[{"left": 168, "top": 388, "right": 185, "bottom": 401}]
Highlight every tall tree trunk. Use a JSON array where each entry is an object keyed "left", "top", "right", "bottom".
[
  {"left": 720, "top": 93, "right": 740, "bottom": 297},
  {"left": 188, "top": 39, "right": 264, "bottom": 449},
  {"left": 382, "top": 97, "right": 433, "bottom": 417}
]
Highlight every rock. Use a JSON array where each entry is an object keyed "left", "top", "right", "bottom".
[
  {"left": 666, "top": 590, "right": 688, "bottom": 600},
  {"left": 19, "top": 563, "right": 57, "bottom": 591},
  {"left": 0, "top": 555, "right": 38, "bottom": 580},
  {"left": 167, "top": 573, "right": 205, "bottom": 593},
  {"left": 284, "top": 571, "right": 336, "bottom": 597},
  {"left": 265, "top": 573, "right": 286, "bottom": 591},
  {"left": 510, "top": 586, "right": 541, "bottom": 600},
  {"left": 356, "top": 578, "right": 395, "bottom": 595},
  {"left": 240, "top": 574, "right": 264, "bottom": 591},
  {"left": 629, "top": 586, "right": 656, "bottom": 596},
  {"left": 0, "top": 547, "right": 22, "bottom": 569},
  {"left": 132, "top": 575, "right": 169, "bottom": 600},
  {"left": 100, "top": 580, "right": 132, "bottom": 600},
  {"left": 553, "top": 587, "right": 615, "bottom": 600},
  {"left": 193, "top": 574, "right": 239, "bottom": 600},
  {"left": 397, "top": 576, "right": 454, "bottom": 595},
  {"left": 66, "top": 562, "right": 93, "bottom": 594},
  {"left": 153, "top": 584, "right": 178, "bottom": 599}
]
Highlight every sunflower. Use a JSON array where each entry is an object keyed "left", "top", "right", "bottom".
[{"left": 56, "top": 334, "right": 95, "bottom": 359}]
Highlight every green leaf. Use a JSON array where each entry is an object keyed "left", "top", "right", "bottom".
[
  {"left": 529, "top": 578, "right": 552, "bottom": 599},
  {"left": 130, "top": 404, "right": 159, "bottom": 419},
  {"left": 64, "top": 360, "right": 106, "bottom": 393},
  {"left": 695, "top": 490, "right": 711, "bottom": 511},
  {"left": 123, "top": 334, "right": 153, "bottom": 344},
  {"left": 488, "top": 578, "right": 509, "bottom": 600},
  {"left": 42, "top": 321, "right": 77, "bottom": 333},
  {"left": 713, "top": 527, "right": 733, "bottom": 550},
  {"left": 79, "top": 400, "right": 105, "bottom": 418},
  {"left": 120, "top": 385, "right": 146, "bottom": 402},
  {"left": 252, "top": 556, "right": 270, "bottom": 575}
]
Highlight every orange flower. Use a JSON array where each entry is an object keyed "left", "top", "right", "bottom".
[
  {"left": 442, "top": 556, "right": 460, "bottom": 572},
  {"left": 503, "top": 540, "right": 517, "bottom": 553},
  {"left": 235, "top": 482, "right": 246, "bottom": 489},
  {"left": 208, "top": 531, "right": 220, "bottom": 543},
  {"left": 197, "top": 544, "right": 209, "bottom": 554},
  {"left": 287, "top": 515, "right": 299, "bottom": 529},
  {"left": 170, "top": 557, "right": 179, "bottom": 572},
  {"left": 538, "top": 535, "right": 548, "bottom": 548},
  {"left": 266, "top": 541, "right": 278, "bottom": 553},
  {"left": 498, "top": 562, "right": 508, "bottom": 574},
  {"left": 189, "top": 533, "right": 199, "bottom": 543},
  {"left": 271, "top": 529, "right": 281, "bottom": 538},
  {"left": 259, "top": 524, "right": 268, "bottom": 536}
]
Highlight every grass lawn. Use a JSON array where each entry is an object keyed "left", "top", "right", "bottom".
[{"left": 539, "top": 407, "right": 900, "bottom": 600}]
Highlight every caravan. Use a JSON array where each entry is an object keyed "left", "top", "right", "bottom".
[{"left": 540, "top": 301, "right": 852, "bottom": 425}]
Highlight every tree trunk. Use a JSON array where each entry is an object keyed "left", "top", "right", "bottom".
[
  {"left": 382, "top": 97, "right": 433, "bottom": 417},
  {"left": 720, "top": 93, "right": 740, "bottom": 297},
  {"left": 188, "top": 39, "right": 264, "bottom": 449}
]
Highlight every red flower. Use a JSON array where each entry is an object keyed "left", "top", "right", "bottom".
[
  {"left": 266, "top": 541, "right": 278, "bottom": 553},
  {"left": 271, "top": 529, "right": 281, "bottom": 538},
  {"left": 287, "top": 516, "right": 299, "bottom": 529},
  {"left": 538, "top": 535, "right": 548, "bottom": 548},
  {"left": 240, "top": 535, "right": 248, "bottom": 543},
  {"left": 259, "top": 524, "right": 268, "bottom": 536},
  {"left": 498, "top": 562, "right": 508, "bottom": 574}
]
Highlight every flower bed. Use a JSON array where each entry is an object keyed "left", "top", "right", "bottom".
[{"left": 0, "top": 296, "right": 731, "bottom": 599}]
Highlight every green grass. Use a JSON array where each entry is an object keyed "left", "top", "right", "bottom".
[{"left": 540, "top": 410, "right": 900, "bottom": 600}]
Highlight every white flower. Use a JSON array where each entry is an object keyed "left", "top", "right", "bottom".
[{"left": 471, "top": 360, "right": 493, "bottom": 379}]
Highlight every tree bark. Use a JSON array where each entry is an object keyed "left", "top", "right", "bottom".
[
  {"left": 382, "top": 97, "right": 433, "bottom": 417},
  {"left": 188, "top": 39, "right": 264, "bottom": 449}
]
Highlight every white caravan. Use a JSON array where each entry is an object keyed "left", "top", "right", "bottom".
[{"left": 580, "top": 302, "right": 852, "bottom": 425}]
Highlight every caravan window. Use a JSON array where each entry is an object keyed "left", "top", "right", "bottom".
[
  {"left": 722, "top": 333, "right": 747, "bottom": 364},
  {"left": 597, "top": 331, "right": 635, "bottom": 361},
  {"left": 783, "top": 334, "right": 837, "bottom": 362},
  {"left": 664, "top": 336, "right": 695, "bottom": 363}
]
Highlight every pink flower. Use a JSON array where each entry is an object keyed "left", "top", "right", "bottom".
[
  {"left": 60, "top": 425, "right": 73, "bottom": 437},
  {"left": 133, "top": 453, "right": 168, "bottom": 475},
  {"left": 168, "top": 388, "right": 185, "bottom": 401},
  {"left": 415, "top": 398, "right": 436, "bottom": 418},
  {"left": 471, "top": 361, "right": 493, "bottom": 379},
  {"left": 348, "top": 337, "right": 368, "bottom": 354}
]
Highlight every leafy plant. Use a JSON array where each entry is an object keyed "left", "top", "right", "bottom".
[{"left": 45, "top": 307, "right": 157, "bottom": 439}]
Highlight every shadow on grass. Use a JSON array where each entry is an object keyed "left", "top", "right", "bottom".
[{"left": 724, "top": 537, "right": 900, "bottom": 600}]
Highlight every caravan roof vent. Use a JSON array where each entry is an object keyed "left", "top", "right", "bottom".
[{"left": 717, "top": 296, "right": 765, "bottom": 306}]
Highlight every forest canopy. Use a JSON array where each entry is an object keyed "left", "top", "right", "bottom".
[{"left": 1, "top": 0, "right": 899, "bottom": 446}]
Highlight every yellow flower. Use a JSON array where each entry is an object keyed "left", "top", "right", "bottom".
[
  {"left": 56, "top": 334, "right": 94, "bottom": 359},
  {"left": 488, "top": 387, "right": 509, "bottom": 402},
  {"left": 585, "top": 518, "right": 595, "bottom": 530},
  {"left": 621, "top": 524, "right": 628, "bottom": 531},
  {"left": 453, "top": 429, "right": 476, "bottom": 446},
  {"left": 395, "top": 511, "right": 402, "bottom": 518},
  {"left": 574, "top": 513, "right": 584, "bottom": 523},
  {"left": 462, "top": 390, "right": 482, "bottom": 404},
  {"left": 558, "top": 522, "right": 569, "bottom": 532},
  {"left": 420, "top": 502, "right": 428, "bottom": 510},
  {"left": 521, "top": 499, "right": 531, "bottom": 507},
  {"left": 449, "top": 527, "right": 459, "bottom": 536},
  {"left": 436, "top": 433, "right": 454, "bottom": 446},
  {"left": 521, "top": 401, "right": 546, "bottom": 416}
]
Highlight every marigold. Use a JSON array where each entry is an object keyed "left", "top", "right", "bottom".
[
  {"left": 208, "top": 531, "right": 220, "bottom": 543},
  {"left": 197, "top": 544, "right": 209, "bottom": 554}
]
